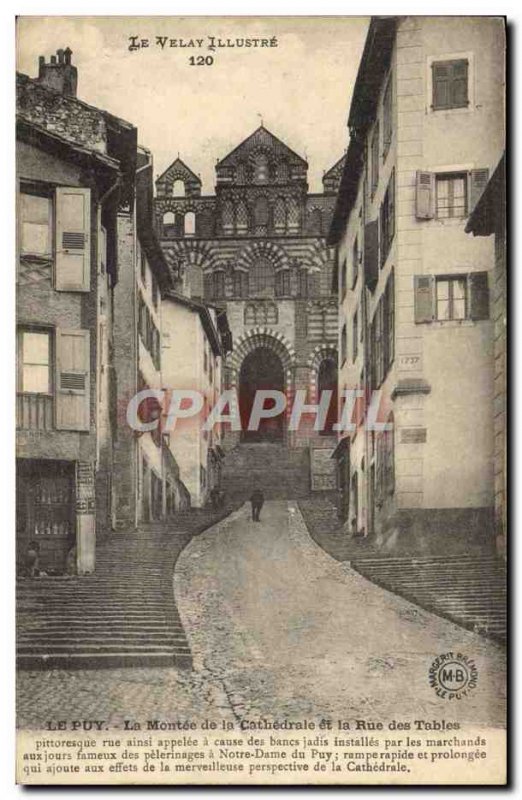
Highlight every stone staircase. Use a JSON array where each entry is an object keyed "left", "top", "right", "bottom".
[
  {"left": 299, "top": 497, "right": 507, "bottom": 645},
  {"left": 16, "top": 504, "right": 236, "bottom": 670},
  {"left": 222, "top": 442, "right": 311, "bottom": 501}
]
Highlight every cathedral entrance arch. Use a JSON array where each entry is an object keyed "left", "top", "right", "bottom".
[{"left": 239, "top": 347, "right": 285, "bottom": 442}]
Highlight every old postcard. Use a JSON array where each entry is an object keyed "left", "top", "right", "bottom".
[{"left": 15, "top": 15, "right": 507, "bottom": 785}]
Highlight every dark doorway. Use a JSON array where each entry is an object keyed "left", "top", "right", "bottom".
[
  {"left": 16, "top": 459, "right": 75, "bottom": 576},
  {"left": 318, "top": 358, "right": 338, "bottom": 435},
  {"left": 239, "top": 347, "right": 285, "bottom": 442}
]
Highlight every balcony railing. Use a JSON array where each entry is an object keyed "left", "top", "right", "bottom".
[{"left": 16, "top": 393, "right": 54, "bottom": 431}]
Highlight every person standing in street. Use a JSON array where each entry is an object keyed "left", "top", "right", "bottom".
[{"left": 249, "top": 489, "right": 265, "bottom": 522}]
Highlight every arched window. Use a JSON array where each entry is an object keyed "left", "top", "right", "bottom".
[
  {"left": 273, "top": 197, "right": 286, "bottom": 234},
  {"left": 222, "top": 200, "right": 235, "bottom": 235},
  {"left": 250, "top": 257, "right": 274, "bottom": 297},
  {"left": 172, "top": 179, "right": 186, "bottom": 197},
  {"left": 184, "top": 211, "right": 196, "bottom": 236},
  {"left": 233, "top": 270, "right": 248, "bottom": 298},
  {"left": 236, "top": 201, "right": 249, "bottom": 234},
  {"left": 275, "top": 268, "right": 291, "bottom": 297},
  {"left": 163, "top": 211, "right": 176, "bottom": 237},
  {"left": 212, "top": 271, "right": 225, "bottom": 299},
  {"left": 254, "top": 197, "right": 269, "bottom": 227},
  {"left": 254, "top": 153, "right": 269, "bottom": 184},
  {"left": 287, "top": 198, "right": 300, "bottom": 233}
]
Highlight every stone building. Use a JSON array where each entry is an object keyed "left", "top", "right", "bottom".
[
  {"left": 329, "top": 16, "right": 505, "bottom": 553},
  {"left": 16, "top": 48, "right": 137, "bottom": 574},
  {"left": 466, "top": 153, "right": 507, "bottom": 557},
  {"left": 155, "top": 126, "right": 342, "bottom": 490}
]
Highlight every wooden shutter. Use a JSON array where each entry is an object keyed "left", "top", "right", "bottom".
[
  {"left": 415, "top": 171, "right": 435, "bottom": 219},
  {"left": 469, "top": 168, "right": 490, "bottom": 213},
  {"left": 414, "top": 275, "right": 435, "bottom": 323},
  {"left": 469, "top": 272, "right": 490, "bottom": 320},
  {"left": 56, "top": 328, "right": 90, "bottom": 431},
  {"left": 432, "top": 62, "right": 451, "bottom": 109},
  {"left": 451, "top": 60, "right": 469, "bottom": 108},
  {"left": 55, "top": 187, "right": 91, "bottom": 292},
  {"left": 364, "top": 219, "right": 379, "bottom": 291}
]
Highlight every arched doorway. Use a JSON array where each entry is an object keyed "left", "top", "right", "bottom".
[
  {"left": 239, "top": 347, "right": 285, "bottom": 442},
  {"left": 318, "top": 357, "right": 338, "bottom": 435}
]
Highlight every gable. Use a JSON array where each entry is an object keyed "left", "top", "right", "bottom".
[{"left": 217, "top": 126, "right": 307, "bottom": 169}]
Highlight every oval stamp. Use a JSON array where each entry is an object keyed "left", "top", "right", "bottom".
[{"left": 429, "top": 652, "right": 478, "bottom": 699}]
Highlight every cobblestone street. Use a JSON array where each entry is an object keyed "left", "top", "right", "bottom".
[{"left": 18, "top": 502, "right": 506, "bottom": 731}]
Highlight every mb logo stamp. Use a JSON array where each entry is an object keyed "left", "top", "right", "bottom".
[{"left": 429, "top": 653, "right": 478, "bottom": 699}]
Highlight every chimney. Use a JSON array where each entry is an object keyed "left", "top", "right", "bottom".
[{"left": 37, "top": 47, "right": 77, "bottom": 97}]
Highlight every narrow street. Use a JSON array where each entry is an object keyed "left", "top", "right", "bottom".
[
  {"left": 175, "top": 501, "right": 506, "bottom": 727},
  {"left": 17, "top": 501, "right": 506, "bottom": 730}
]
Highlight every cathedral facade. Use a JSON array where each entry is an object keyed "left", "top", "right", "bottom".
[{"left": 155, "top": 126, "right": 342, "bottom": 449}]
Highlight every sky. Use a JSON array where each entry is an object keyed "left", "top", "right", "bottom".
[{"left": 16, "top": 16, "right": 369, "bottom": 193}]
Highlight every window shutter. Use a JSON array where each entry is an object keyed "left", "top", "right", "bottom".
[
  {"left": 469, "top": 168, "right": 490, "bottom": 213},
  {"left": 56, "top": 328, "right": 90, "bottom": 431},
  {"left": 451, "top": 60, "right": 469, "bottom": 108},
  {"left": 432, "top": 62, "right": 450, "bottom": 109},
  {"left": 469, "top": 272, "right": 490, "bottom": 320},
  {"left": 55, "top": 187, "right": 91, "bottom": 292},
  {"left": 415, "top": 171, "right": 435, "bottom": 219},
  {"left": 414, "top": 275, "right": 435, "bottom": 323},
  {"left": 364, "top": 219, "right": 379, "bottom": 292}
]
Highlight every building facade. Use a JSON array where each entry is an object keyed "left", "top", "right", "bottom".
[
  {"left": 16, "top": 49, "right": 136, "bottom": 574},
  {"left": 466, "top": 153, "right": 507, "bottom": 557},
  {"left": 329, "top": 17, "right": 505, "bottom": 553},
  {"left": 155, "top": 126, "right": 341, "bottom": 464}
]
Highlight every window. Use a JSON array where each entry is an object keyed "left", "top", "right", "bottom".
[
  {"left": 340, "top": 254, "right": 347, "bottom": 299},
  {"left": 172, "top": 179, "right": 186, "bottom": 197},
  {"left": 20, "top": 192, "right": 52, "bottom": 256},
  {"left": 298, "top": 269, "right": 308, "bottom": 299},
  {"left": 233, "top": 270, "right": 248, "bottom": 298},
  {"left": 18, "top": 330, "right": 51, "bottom": 394},
  {"left": 370, "top": 121, "right": 380, "bottom": 196},
  {"left": 254, "top": 154, "right": 269, "bottom": 184},
  {"left": 250, "top": 258, "right": 274, "bottom": 296},
  {"left": 352, "top": 237, "right": 359, "bottom": 288},
  {"left": 276, "top": 269, "right": 291, "bottom": 297},
  {"left": 382, "top": 74, "right": 393, "bottom": 159},
  {"left": 222, "top": 200, "right": 235, "bottom": 234},
  {"left": 212, "top": 271, "right": 225, "bottom": 299},
  {"left": 436, "top": 173, "right": 467, "bottom": 218},
  {"left": 184, "top": 211, "right": 196, "bottom": 236},
  {"left": 236, "top": 201, "right": 249, "bottom": 234},
  {"left": 436, "top": 276, "right": 467, "bottom": 321},
  {"left": 151, "top": 274, "right": 159, "bottom": 308},
  {"left": 352, "top": 311, "right": 358, "bottom": 362},
  {"left": 273, "top": 197, "right": 286, "bottom": 234},
  {"left": 287, "top": 198, "right": 300, "bottom": 233},
  {"left": 254, "top": 197, "right": 269, "bottom": 227},
  {"left": 140, "top": 250, "right": 147, "bottom": 285},
  {"left": 380, "top": 169, "right": 395, "bottom": 266},
  {"left": 244, "top": 302, "right": 278, "bottom": 326},
  {"left": 415, "top": 272, "right": 489, "bottom": 323},
  {"left": 432, "top": 59, "right": 468, "bottom": 110},
  {"left": 370, "top": 270, "right": 394, "bottom": 388},
  {"left": 341, "top": 323, "right": 347, "bottom": 365}
]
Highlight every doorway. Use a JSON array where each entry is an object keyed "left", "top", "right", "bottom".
[{"left": 239, "top": 347, "right": 285, "bottom": 442}]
